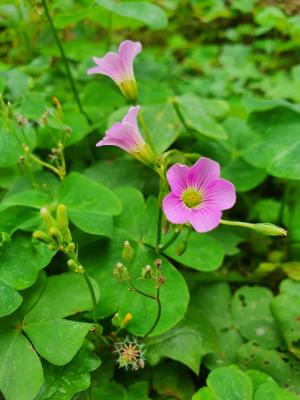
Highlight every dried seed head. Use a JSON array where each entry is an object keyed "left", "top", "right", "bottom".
[{"left": 114, "top": 336, "right": 145, "bottom": 371}]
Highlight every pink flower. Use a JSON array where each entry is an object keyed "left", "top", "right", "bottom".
[
  {"left": 96, "top": 106, "right": 155, "bottom": 165},
  {"left": 162, "top": 158, "right": 236, "bottom": 233},
  {"left": 87, "top": 40, "right": 142, "bottom": 102}
]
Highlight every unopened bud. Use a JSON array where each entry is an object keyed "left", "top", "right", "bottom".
[
  {"left": 112, "top": 313, "right": 120, "bottom": 327},
  {"left": 67, "top": 259, "right": 78, "bottom": 271},
  {"left": 48, "top": 243, "right": 58, "bottom": 251},
  {"left": 32, "top": 230, "right": 52, "bottom": 244},
  {"left": 48, "top": 227, "right": 63, "bottom": 244},
  {"left": 75, "top": 265, "right": 84, "bottom": 274},
  {"left": 158, "top": 274, "right": 166, "bottom": 286},
  {"left": 40, "top": 207, "right": 57, "bottom": 231},
  {"left": 122, "top": 241, "right": 133, "bottom": 262},
  {"left": 120, "top": 313, "right": 133, "bottom": 329},
  {"left": 141, "top": 265, "right": 152, "bottom": 279},
  {"left": 56, "top": 204, "right": 72, "bottom": 243},
  {"left": 113, "top": 262, "right": 130, "bottom": 281},
  {"left": 67, "top": 242, "right": 76, "bottom": 252},
  {"left": 252, "top": 223, "right": 287, "bottom": 237}
]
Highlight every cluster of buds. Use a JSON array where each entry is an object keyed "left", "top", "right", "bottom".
[
  {"left": 113, "top": 336, "right": 145, "bottom": 371},
  {"left": 140, "top": 258, "right": 165, "bottom": 288},
  {"left": 113, "top": 241, "right": 134, "bottom": 281},
  {"left": 33, "top": 204, "right": 83, "bottom": 273}
]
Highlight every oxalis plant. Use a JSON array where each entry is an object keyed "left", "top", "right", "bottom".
[
  {"left": 29, "top": 40, "right": 286, "bottom": 377},
  {"left": 1, "top": 26, "right": 298, "bottom": 400}
]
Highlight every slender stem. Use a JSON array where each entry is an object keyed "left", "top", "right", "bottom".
[
  {"left": 29, "top": 153, "right": 61, "bottom": 176},
  {"left": 106, "top": 12, "right": 113, "bottom": 51},
  {"left": 144, "top": 288, "right": 161, "bottom": 338},
  {"left": 156, "top": 208, "right": 163, "bottom": 252},
  {"left": 138, "top": 111, "right": 156, "bottom": 155},
  {"left": 159, "top": 230, "right": 181, "bottom": 253},
  {"left": 41, "top": 0, "right": 91, "bottom": 123},
  {"left": 128, "top": 280, "right": 156, "bottom": 300},
  {"left": 220, "top": 219, "right": 253, "bottom": 229},
  {"left": 82, "top": 271, "right": 98, "bottom": 326}
]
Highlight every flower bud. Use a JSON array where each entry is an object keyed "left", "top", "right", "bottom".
[
  {"left": 251, "top": 223, "right": 287, "bottom": 237},
  {"left": 112, "top": 313, "right": 120, "bottom": 327},
  {"left": 40, "top": 207, "right": 57, "bottom": 231},
  {"left": 56, "top": 204, "right": 72, "bottom": 243},
  {"left": 48, "top": 227, "right": 63, "bottom": 244},
  {"left": 67, "top": 259, "right": 77, "bottom": 271},
  {"left": 141, "top": 265, "right": 152, "bottom": 279},
  {"left": 120, "top": 313, "right": 133, "bottom": 329},
  {"left": 113, "top": 262, "right": 130, "bottom": 281},
  {"left": 67, "top": 242, "right": 76, "bottom": 252},
  {"left": 154, "top": 259, "right": 162, "bottom": 268},
  {"left": 32, "top": 230, "right": 52, "bottom": 244},
  {"left": 75, "top": 265, "right": 84, "bottom": 274},
  {"left": 122, "top": 241, "right": 133, "bottom": 262}
]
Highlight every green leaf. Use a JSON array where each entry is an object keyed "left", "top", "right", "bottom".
[
  {"left": 0, "top": 206, "right": 39, "bottom": 235},
  {"left": 146, "top": 307, "right": 218, "bottom": 374},
  {"left": 175, "top": 94, "right": 228, "bottom": 140},
  {"left": 254, "top": 382, "right": 299, "bottom": 400},
  {"left": 206, "top": 365, "right": 253, "bottom": 400},
  {"left": 24, "top": 319, "right": 91, "bottom": 366},
  {"left": 244, "top": 106, "right": 300, "bottom": 180},
  {"left": 153, "top": 362, "right": 195, "bottom": 400},
  {"left": 91, "top": 380, "right": 125, "bottom": 400},
  {"left": 22, "top": 272, "right": 99, "bottom": 365},
  {"left": 96, "top": 0, "right": 168, "bottom": 30},
  {"left": 238, "top": 343, "right": 300, "bottom": 393},
  {"left": 164, "top": 231, "right": 224, "bottom": 271},
  {"left": 117, "top": 245, "right": 189, "bottom": 337},
  {"left": 271, "top": 281, "right": 300, "bottom": 359},
  {"left": 24, "top": 272, "right": 100, "bottom": 321},
  {"left": 58, "top": 172, "right": 122, "bottom": 236},
  {"left": 37, "top": 341, "right": 100, "bottom": 400},
  {"left": 141, "top": 103, "right": 182, "bottom": 153},
  {"left": 0, "top": 127, "right": 22, "bottom": 167},
  {"left": 0, "top": 331, "right": 43, "bottom": 400},
  {"left": 0, "top": 233, "right": 54, "bottom": 290},
  {"left": 232, "top": 286, "right": 282, "bottom": 349},
  {"left": 220, "top": 117, "right": 267, "bottom": 192},
  {"left": 0, "top": 280, "right": 22, "bottom": 317}
]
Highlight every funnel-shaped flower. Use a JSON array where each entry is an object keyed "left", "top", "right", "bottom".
[
  {"left": 162, "top": 158, "right": 236, "bottom": 233},
  {"left": 96, "top": 106, "right": 155, "bottom": 165},
  {"left": 87, "top": 40, "right": 141, "bottom": 102}
]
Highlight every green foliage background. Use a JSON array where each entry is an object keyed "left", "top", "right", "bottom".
[{"left": 1, "top": 0, "right": 300, "bottom": 399}]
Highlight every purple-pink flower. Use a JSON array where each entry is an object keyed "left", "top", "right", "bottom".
[
  {"left": 96, "top": 106, "right": 155, "bottom": 165},
  {"left": 162, "top": 158, "right": 236, "bottom": 233},
  {"left": 87, "top": 40, "right": 142, "bottom": 102}
]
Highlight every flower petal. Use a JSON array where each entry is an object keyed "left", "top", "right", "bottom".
[
  {"left": 162, "top": 193, "right": 189, "bottom": 224},
  {"left": 166, "top": 164, "right": 190, "bottom": 195},
  {"left": 188, "top": 207, "right": 222, "bottom": 233},
  {"left": 203, "top": 178, "right": 236, "bottom": 210},
  {"left": 89, "top": 53, "right": 125, "bottom": 84},
  {"left": 119, "top": 40, "right": 142, "bottom": 78},
  {"left": 188, "top": 157, "right": 220, "bottom": 189},
  {"left": 122, "top": 106, "right": 140, "bottom": 133}
]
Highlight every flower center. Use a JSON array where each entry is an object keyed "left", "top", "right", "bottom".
[{"left": 182, "top": 188, "right": 202, "bottom": 208}]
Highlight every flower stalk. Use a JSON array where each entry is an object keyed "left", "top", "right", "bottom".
[{"left": 41, "top": 0, "right": 90, "bottom": 123}]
